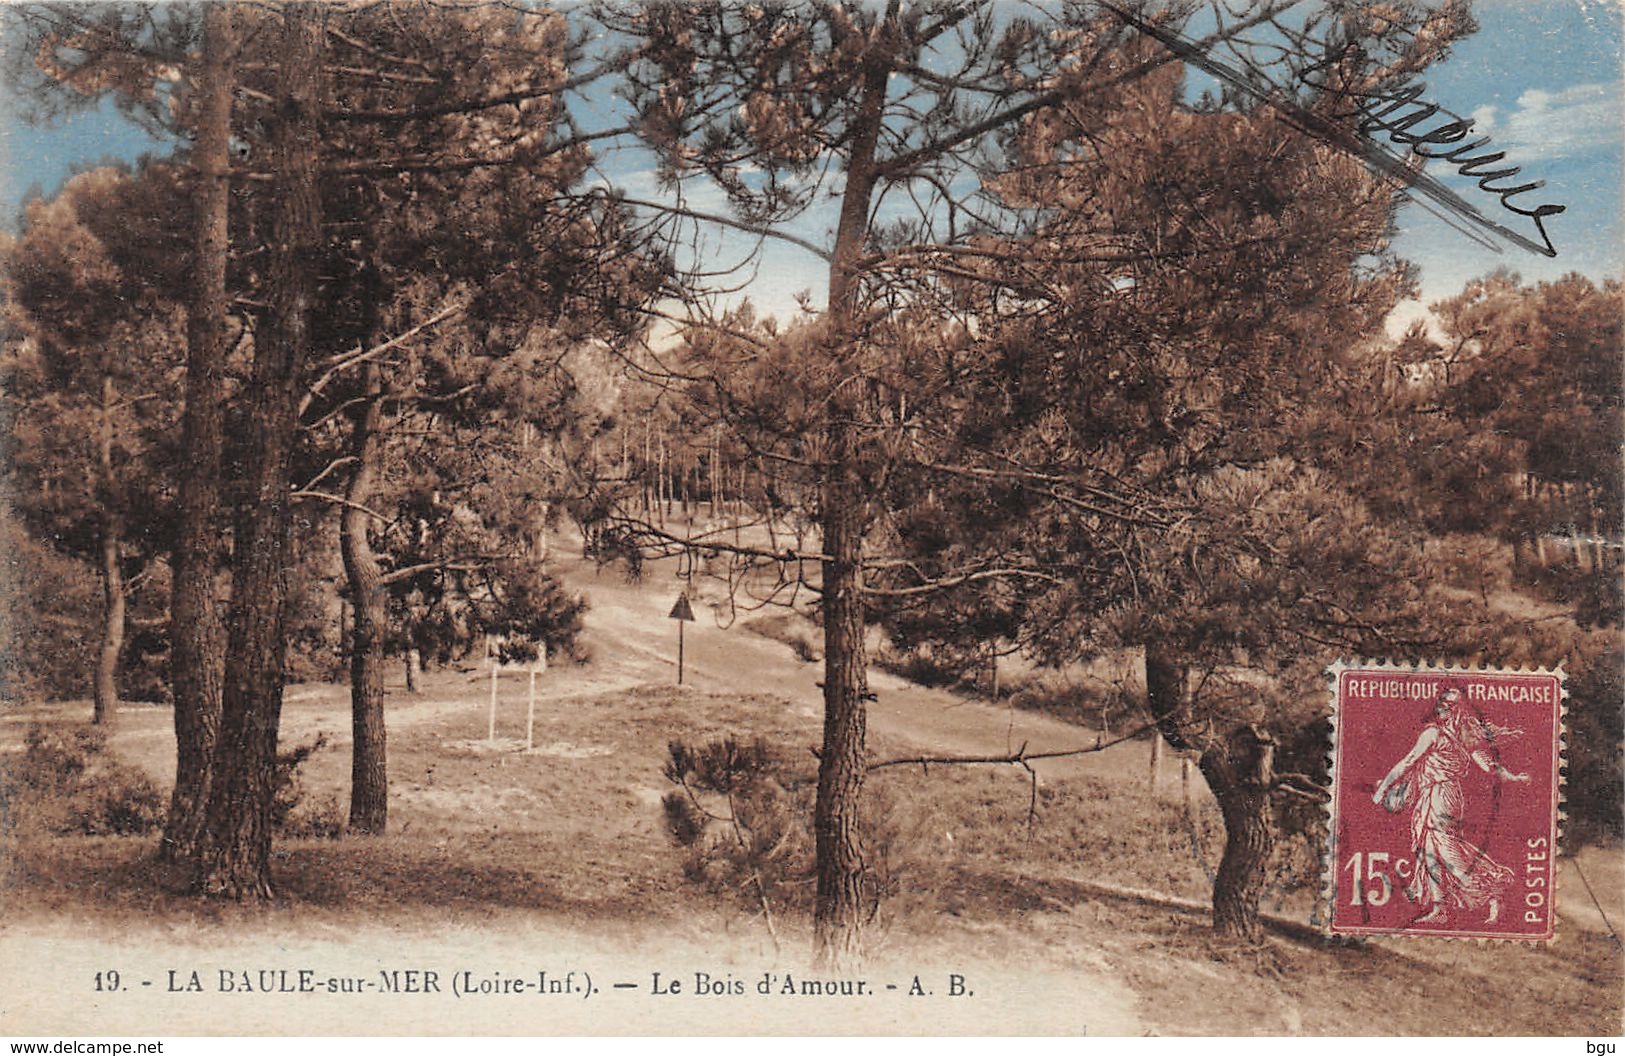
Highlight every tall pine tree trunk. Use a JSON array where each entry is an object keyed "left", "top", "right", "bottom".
[
  {"left": 811, "top": 5, "right": 894, "bottom": 968},
  {"left": 343, "top": 357, "right": 388, "bottom": 835},
  {"left": 1199, "top": 726, "right": 1276, "bottom": 940},
  {"left": 1145, "top": 646, "right": 1276, "bottom": 940},
  {"left": 196, "top": 3, "right": 323, "bottom": 899},
  {"left": 813, "top": 415, "right": 871, "bottom": 968},
  {"left": 164, "top": 2, "right": 233, "bottom": 863},
  {"left": 94, "top": 373, "right": 123, "bottom": 726}
]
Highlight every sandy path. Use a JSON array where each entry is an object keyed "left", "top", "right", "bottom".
[{"left": 554, "top": 546, "right": 1160, "bottom": 786}]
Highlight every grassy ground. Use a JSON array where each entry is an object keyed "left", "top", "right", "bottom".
[{"left": 2, "top": 546, "right": 1620, "bottom": 1036}]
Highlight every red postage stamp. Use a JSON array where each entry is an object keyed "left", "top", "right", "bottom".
[{"left": 1325, "top": 662, "right": 1564, "bottom": 941}]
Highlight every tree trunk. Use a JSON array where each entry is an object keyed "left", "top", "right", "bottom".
[
  {"left": 765, "top": 475, "right": 779, "bottom": 550},
  {"left": 1198, "top": 725, "right": 1276, "bottom": 941},
  {"left": 641, "top": 423, "right": 651, "bottom": 515},
  {"left": 94, "top": 373, "right": 123, "bottom": 726},
  {"left": 404, "top": 649, "right": 421, "bottom": 694},
  {"left": 1146, "top": 646, "right": 1276, "bottom": 937},
  {"left": 1144, "top": 647, "right": 1195, "bottom": 751},
  {"left": 342, "top": 357, "right": 388, "bottom": 835},
  {"left": 811, "top": 5, "right": 894, "bottom": 969},
  {"left": 813, "top": 416, "right": 871, "bottom": 969},
  {"left": 163, "top": 1, "right": 233, "bottom": 864},
  {"left": 657, "top": 433, "right": 667, "bottom": 525},
  {"left": 196, "top": 4, "right": 323, "bottom": 899}
]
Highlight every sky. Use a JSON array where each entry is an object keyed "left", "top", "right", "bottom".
[
  {"left": 1381, "top": 0, "right": 1624, "bottom": 327},
  {"left": 1, "top": 0, "right": 1620, "bottom": 329}
]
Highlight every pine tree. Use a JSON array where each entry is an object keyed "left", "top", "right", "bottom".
[
  {"left": 594, "top": 0, "right": 1432, "bottom": 962},
  {"left": 193, "top": 1, "right": 325, "bottom": 899},
  {"left": 2, "top": 164, "right": 189, "bottom": 726},
  {"left": 862, "top": 12, "right": 1479, "bottom": 939}
]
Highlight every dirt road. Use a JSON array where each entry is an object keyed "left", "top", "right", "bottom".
[{"left": 554, "top": 543, "right": 1161, "bottom": 786}]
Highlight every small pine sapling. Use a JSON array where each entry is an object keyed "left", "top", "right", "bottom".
[{"left": 661, "top": 737, "right": 812, "bottom": 951}]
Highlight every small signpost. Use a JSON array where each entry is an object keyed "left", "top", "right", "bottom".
[
  {"left": 487, "top": 637, "right": 547, "bottom": 749},
  {"left": 669, "top": 592, "right": 695, "bottom": 684}
]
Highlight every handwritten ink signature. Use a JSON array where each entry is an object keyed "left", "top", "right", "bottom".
[
  {"left": 1098, "top": 2, "right": 1566, "bottom": 259},
  {"left": 1303, "top": 49, "right": 1565, "bottom": 257}
]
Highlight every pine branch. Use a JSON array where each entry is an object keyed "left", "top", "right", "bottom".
[
  {"left": 873, "top": 0, "right": 1302, "bottom": 179},
  {"left": 614, "top": 194, "right": 833, "bottom": 262},
  {"left": 603, "top": 516, "right": 833, "bottom": 565},
  {"left": 377, "top": 557, "right": 511, "bottom": 587}
]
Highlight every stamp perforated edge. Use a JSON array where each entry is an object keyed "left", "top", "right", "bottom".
[{"left": 1319, "top": 659, "right": 1568, "bottom": 944}]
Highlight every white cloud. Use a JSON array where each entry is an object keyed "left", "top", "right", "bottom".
[{"left": 1492, "top": 81, "right": 1623, "bottom": 161}]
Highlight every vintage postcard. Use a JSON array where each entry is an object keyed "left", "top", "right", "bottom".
[{"left": 0, "top": 0, "right": 1619, "bottom": 1041}]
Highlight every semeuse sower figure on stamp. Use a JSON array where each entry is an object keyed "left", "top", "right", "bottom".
[{"left": 1371, "top": 687, "right": 1530, "bottom": 925}]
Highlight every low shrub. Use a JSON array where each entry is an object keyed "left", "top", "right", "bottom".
[
  {"left": 1003, "top": 669, "right": 1143, "bottom": 733},
  {"left": 280, "top": 795, "right": 348, "bottom": 840},
  {"left": 71, "top": 761, "right": 166, "bottom": 836},
  {"left": 875, "top": 645, "right": 966, "bottom": 690},
  {"left": 18, "top": 725, "right": 103, "bottom": 790},
  {"left": 745, "top": 612, "right": 822, "bottom": 664},
  {"left": 786, "top": 634, "right": 820, "bottom": 665},
  {"left": 271, "top": 734, "right": 344, "bottom": 838},
  {"left": 1, "top": 724, "right": 164, "bottom": 837},
  {"left": 1, "top": 725, "right": 349, "bottom": 843},
  {"left": 0, "top": 519, "right": 102, "bottom": 702},
  {"left": 659, "top": 735, "right": 900, "bottom": 936}
]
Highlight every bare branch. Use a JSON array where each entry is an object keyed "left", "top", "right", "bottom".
[
  {"left": 1272, "top": 772, "right": 1332, "bottom": 801},
  {"left": 289, "top": 489, "right": 389, "bottom": 522},
  {"left": 326, "top": 48, "right": 642, "bottom": 123},
  {"left": 868, "top": 719, "right": 1160, "bottom": 772},
  {"left": 294, "top": 454, "right": 359, "bottom": 495},
  {"left": 299, "top": 301, "right": 466, "bottom": 418},
  {"left": 862, "top": 566, "right": 1066, "bottom": 597}
]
